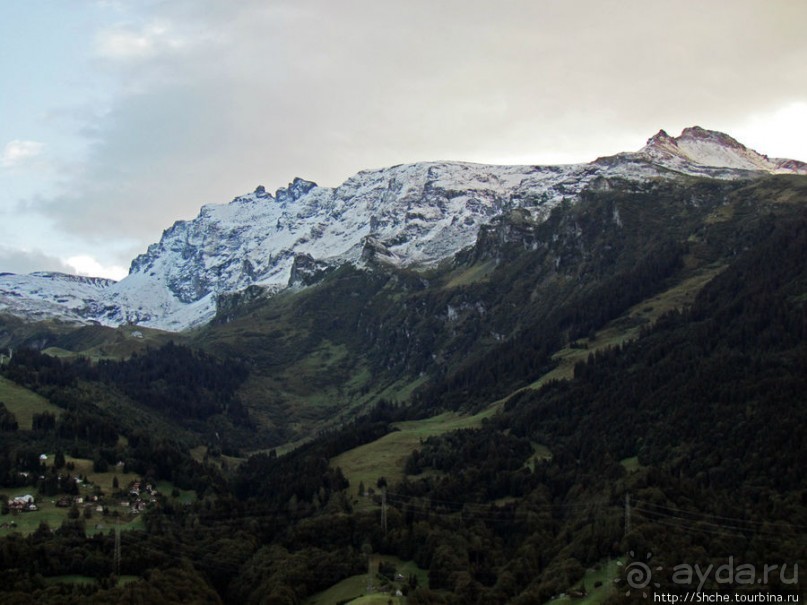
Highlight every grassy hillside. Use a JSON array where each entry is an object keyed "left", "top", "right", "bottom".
[
  {"left": 0, "top": 375, "right": 61, "bottom": 429},
  {"left": 333, "top": 411, "right": 495, "bottom": 490}
]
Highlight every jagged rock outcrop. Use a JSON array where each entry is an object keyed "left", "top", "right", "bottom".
[{"left": 288, "top": 253, "right": 334, "bottom": 287}]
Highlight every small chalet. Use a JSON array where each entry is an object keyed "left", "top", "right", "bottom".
[{"left": 8, "top": 495, "right": 36, "bottom": 512}]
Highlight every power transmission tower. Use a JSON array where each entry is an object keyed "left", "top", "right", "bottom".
[
  {"left": 381, "top": 487, "right": 388, "bottom": 536},
  {"left": 624, "top": 493, "right": 631, "bottom": 537},
  {"left": 114, "top": 519, "right": 121, "bottom": 578}
]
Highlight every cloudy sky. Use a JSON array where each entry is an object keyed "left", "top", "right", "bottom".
[{"left": 2, "top": 0, "right": 806, "bottom": 279}]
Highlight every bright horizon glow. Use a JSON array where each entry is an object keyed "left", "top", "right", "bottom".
[
  {"left": 66, "top": 255, "right": 127, "bottom": 281},
  {"left": 732, "top": 102, "right": 807, "bottom": 160}
]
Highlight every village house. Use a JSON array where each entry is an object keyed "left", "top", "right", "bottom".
[
  {"left": 124, "top": 479, "right": 161, "bottom": 514},
  {"left": 8, "top": 495, "right": 36, "bottom": 512}
]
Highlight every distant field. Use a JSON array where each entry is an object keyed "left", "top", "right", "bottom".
[
  {"left": 0, "top": 456, "right": 192, "bottom": 537},
  {"left": 40, "top": 324, "right": 178, "bottom": 361},
  {"left": 0, "top": 376, "right": 62, "bottom": 429},
  {"left": 332, "top": 410, "right": 494, "bottom": 490},
  {"left": 442, "top": 259, "right": 497, "bottom": 288},
  {"left": 44, "top": 575, "right": 139, "bottom": 587},
  {"left": 344, "top": 596, "right": 404, "bottom": 605},
  {"left": 304, "top": 574, "right": 366, "bottom": 605},
  {"left": 546, "top": 558, "right": 621, "bottom": 605},
  {"left": 155, "top": 480, "right": 196, "bottom": 505},
  {"left": 528, "top": 262, "right": 726, "bottom": 388},
  {"left": 55, "top": 455, "right": 139, "bottom": 494},
  {"left": 0, "top": 489, "right": 144, "bottom": 538},
  {"left": 0, "top": 494, "right": 71, "bottom": 536},
  {"left": 305, "top": 555, "right": 426, "bottom": 605},
  {"left": 619, "top": 456, "right": 642, "bottom": 473}
]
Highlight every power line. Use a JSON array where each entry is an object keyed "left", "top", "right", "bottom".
[
  {"left": 634, "top": 500, "right": 807, "bottom": 531},
  {"left": 633, "top": 506, "right": 807, "bottom": 539}
]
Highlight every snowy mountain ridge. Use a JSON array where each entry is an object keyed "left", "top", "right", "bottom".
[
  {"left": 636, "top": 126, "right": 807, "bottom": 174},
  {"left": 1, "top": 127, "right": 805, "bottom": 331}
]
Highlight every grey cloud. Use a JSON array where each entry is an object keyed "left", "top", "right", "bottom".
[
  {"left": 43, "top": 0, "right": 807, "bottom": 249},
  {"left": 0, "top": 247, "right": 74, "bottom": 275}
]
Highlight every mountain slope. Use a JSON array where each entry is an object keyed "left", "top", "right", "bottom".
[
  {"left": 1, "top": 127, "right": 805, "bottom": 331},
  {"left": 182, "top": 174, "right": 807, "bottom": 442},
  {"left": 1, "top": 129, "right": 806, "bottom": 605}
]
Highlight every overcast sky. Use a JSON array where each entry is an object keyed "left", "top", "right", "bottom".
[{"left": 2, "top": 0, "right": 806, "bottom": 279}]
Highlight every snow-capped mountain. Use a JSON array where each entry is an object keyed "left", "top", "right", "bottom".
[
  {"left": 1, "top": 127, "right": 805, "bottom": 331},
  {"left": 634, "top": 126, "right": 807, "bottom": 175},
  {"left": 0, "top": 272, "right": 116, "bottom": 324}
]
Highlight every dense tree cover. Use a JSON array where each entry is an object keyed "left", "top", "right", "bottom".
[
  {"left": 3, "top": 342, "right": 249, "bottom": 424},
  {"left": 95, "top": 342, "right": 250, "bottom": 422},
  {"left": 504, "top": 211, "right": 807, "bottom": 490},
  {"left": 0, "top": 403, "right": 18, "bottom": 432}
]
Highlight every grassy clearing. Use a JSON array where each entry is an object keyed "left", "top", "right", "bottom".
[
  {"left": 189, "top": 445, "right": 243, "bottom": 474},
  {"left": 379, "top": 555, "right": 429, "bottom": 589},
  {"left": 524, "top": 442, "right": 553, "bottom": 471},
  {"left": 40, "top": 325, "right": 178, "bottom": 362},
  {"left": 0, "top": 455, "right": 187, "bottom": 537},
  {"left": 54, "top": 456, "right": 139, "bottom": 494},
  {"left": 620, "top": 456, "right": 642, "bottom": 473},
  {"left": 547, "top": 558, "right": 622, "bottom": 605},
  {"left": 332, "top": 410, "right": 495, "bottom": 490},
  {"left": 345, "top": 596, "right": 404, "bottom": 605},
  {"left": 155, "top": 480, "right": 196, "bottom": 505},
  {"left": 0, "top": 496, "right": 144, "bottom": 538},
  {"left": 305, "top": 555, "right": 427, "bottom": 605},
  {"left": 376, "top": 375, "right": 429, "bottom": 404},
  {"left": 44, "top": 574, "right": 139, "bottom": 586},
  {"left": 442, "top": 259, "right": 497, "bottom": 288},
  {"left": 527, "top": 263, "right": 726, "bottom": 388},
  {"left": 0, "top": 476, "right": 146, "bottom": 538},
  {"left": 304, "top": 574, "right": 366, "bottom": 605},
  {"left": 43, "top": 575, "right": 97, "bottom": 585},
  {"left": 346, "top": 596, "right": 404, "bottom": 605},
  {"left": 0, "top": 496, "right": 71, "bottom": 536},
  {"left": 0, "top": 376, "right": 62, "bottom": 430}
]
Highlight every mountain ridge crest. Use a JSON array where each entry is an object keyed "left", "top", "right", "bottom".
[{"left": 1, "top": 127, "right": 805, "bottom": 331}]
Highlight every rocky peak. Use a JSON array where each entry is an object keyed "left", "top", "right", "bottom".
[
  {"left": 678, "top": 126, "right": 747, "bottom": 150},
  {"left": 254, "top": 185, "right": 272, "bottom": 199},
  {"left": 637, "top": 126, "right": 806, "bottom": 174},
  {"left": 275, "top": 177, "right": 318, "bottom": 204},
  {"left": 645, "top": 128, "right": 676, "bottom": 146}
]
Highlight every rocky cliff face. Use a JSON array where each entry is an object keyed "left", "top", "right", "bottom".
[{"left": 1, "top": 127, "right": 804, "bottom": 331}]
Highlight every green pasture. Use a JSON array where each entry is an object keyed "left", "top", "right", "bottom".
[
  {"left": 305, "top": 555, "right": 426, "bottom": 605},
  {"left": 0, "top": 376, "right": 62, "bottom": 430},
  {"left": 547, "top": 558, "right": 622, "bottom": 605},
  {"left": 332, "top": 410, "right": 494, "bottom": 491},
  {"left": 0, "top": 454, "right": 192, "bottom": 537}
]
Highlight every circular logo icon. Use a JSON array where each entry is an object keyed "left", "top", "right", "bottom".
[{"left": 615, "top": 551, "right": 662, "bottom": 597}]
